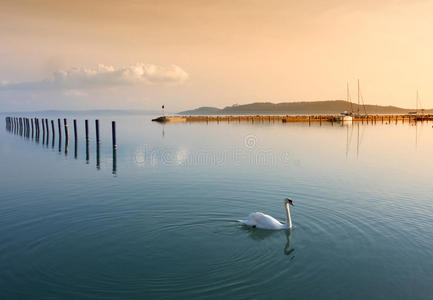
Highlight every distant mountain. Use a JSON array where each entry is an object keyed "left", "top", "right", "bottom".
[{"left": 178, "top": 100, "right": 432, "bottom": 115}]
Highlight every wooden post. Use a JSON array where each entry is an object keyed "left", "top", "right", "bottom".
[
  {"left": 36, "top": 118, "right": 40, "bottom": 137},
  {"left": 73, "top": 119, "right": 78, "bottom": 142},
  {"left": 58, "top": 118, "right": 62, "bottom": 139},
  {"left": 64, "top": 118, "right": 69, "bottom": 141},
  {"left": 85, "top": 120, "right": 89, "bottom": 141},
  {"left": 112, "top": 121, "right": 117, "bottom": 149},
  {"left": 36, "top": 118, "right": 40, "bottom": 142},
  {"left": 45, "top": 118, "right": 49, "bottom": 144},
  {"left": 95, "top": 119, "right": 100, "bottom": 143},
  {"left": 73, "top": 119, "right": 78, "bottom": 159},
  {"left": 31, "top": 118, "right": 34, "bottom": 138},
  {"left": 51, "top": 120, "right": 55, "bottom": 147}
]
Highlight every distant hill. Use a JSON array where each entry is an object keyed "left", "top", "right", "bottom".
[{"left": 178, "top": 100, "right": 433, "bottom": 115}]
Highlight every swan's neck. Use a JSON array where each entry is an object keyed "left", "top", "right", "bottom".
[{"left": 285, "top": 203, "right": 292, "bottom": 229}]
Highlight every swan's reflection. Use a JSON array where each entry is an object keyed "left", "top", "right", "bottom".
[{"left": 242, "top": 227, "right": 294, "bottom": 256}]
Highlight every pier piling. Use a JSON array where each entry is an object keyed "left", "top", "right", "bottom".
[
  {"left": 31, "top": 119, "right": 34, "bottom": 138},
  {"left": 45, "top": 119, "right": 49, "bottom": 144},
  {"left": 73, "top": 119, "right": 78, "bottom": 159},
  {"left": 64, "top": 118, "right": 69, "bottom": 141},
  {"left": 112, "top": 121, "right": 117, "bottom": 149},
  {"left": 95, "top": 119, "right": 100, "bottom": 143},
  {"left": 51, "top": 120, "right": 55, "bottom": 147},
  {"left": 57, "top": 119, "right": 62, "bottom": 140},
  {"left": 85, "top": 120, "right": 89, "bottom": 141},
  {"left": 73, "top": 119, "right": 78, "bottom": 143}
]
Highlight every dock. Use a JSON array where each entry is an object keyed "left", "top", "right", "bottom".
[{"left": 152, "top": 115, "right": 433, "bottom": 124}]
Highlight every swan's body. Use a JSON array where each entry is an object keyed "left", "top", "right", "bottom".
[{"left": 239, "top": 198, "right": 294, "bottom": 230}]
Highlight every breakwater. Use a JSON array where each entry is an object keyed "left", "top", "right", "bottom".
[{"left": 152, "top": 114, "right": 433, "bottom": 124}]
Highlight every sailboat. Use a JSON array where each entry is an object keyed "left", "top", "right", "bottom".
[
  {"left": 340, "top": 82, "right": 353, "bottom": 122},
  {"left": 408, "top": 90, "right": 424, "bottom": 120}
]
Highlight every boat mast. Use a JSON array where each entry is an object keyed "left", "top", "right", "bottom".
[
  {"left": 347, "top": 81, "right": 353, "bottom": 113},
  {"left": 357, "top": 79, "right": 360, "bottom": 114}
]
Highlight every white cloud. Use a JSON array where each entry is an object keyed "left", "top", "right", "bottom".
[
  {"left": 0, "top": 63, "right": 189, "bottom": 90},
  {"left": 63, "top": 89, "right": 88, "bottom": 97}
]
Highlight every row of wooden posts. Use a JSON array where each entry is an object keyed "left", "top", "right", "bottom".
[
  {"left": 177, "top": 114, "right": 433, "bottom": 126},
  {"left": 5, "top": 116, "right": 117, "bottom": 147},
  {"left": 5, "top": 116, "right": 118, "bottom": 174}
]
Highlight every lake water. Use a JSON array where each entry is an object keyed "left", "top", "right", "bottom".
[{"left": 1, "top": 114, "right": 433, "bottom": 299}]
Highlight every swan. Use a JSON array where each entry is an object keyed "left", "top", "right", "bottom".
[{"left": 238, "top": 198, "right": 294, "bottom": 230}]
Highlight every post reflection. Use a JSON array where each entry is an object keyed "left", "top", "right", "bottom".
[
  {"left": 96, "top": 143, "right": 100, "bottom": 170},
  {"left": 112, "top": 148, "right": 117, "bottom": 176},
  {"left": 86, "top": 140, "right": 89, "bottom": 164},
  {"left": 74, "top": 140, "right": 78, "bottom": 159},
  {"left": 65, "top": 137, "right": 69, "bottom": 155}
]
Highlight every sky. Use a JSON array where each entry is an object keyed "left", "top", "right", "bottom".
[{"left": 1, "top": 0, "right": 433, "bottom": 112}]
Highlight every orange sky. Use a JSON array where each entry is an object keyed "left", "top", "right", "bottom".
[{"left": 1, "top": 0, "right": 433, "bottom": 111}]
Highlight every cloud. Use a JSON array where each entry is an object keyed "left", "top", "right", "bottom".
[
  {"left": 63, "top": 89, "right": 88, "bottom": 97},
  {"left": 0, "top": 63, "right": 189, "bottom": 91}
]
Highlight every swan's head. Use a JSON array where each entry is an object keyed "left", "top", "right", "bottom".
[{"left": 284, "top": 198, "right": 294, "bottom": 206}]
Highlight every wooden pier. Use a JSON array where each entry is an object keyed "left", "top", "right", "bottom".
[{"left": 152, "top": 114, "right": 433, "bottom": 124}]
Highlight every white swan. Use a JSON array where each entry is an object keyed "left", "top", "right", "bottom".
[{"left": 239, "top": 198, "right": 294, "bottom": 230}]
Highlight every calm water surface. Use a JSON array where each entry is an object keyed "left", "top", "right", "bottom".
[{"left": 1, "top": 114, "right": 433, "bottom": 299}]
